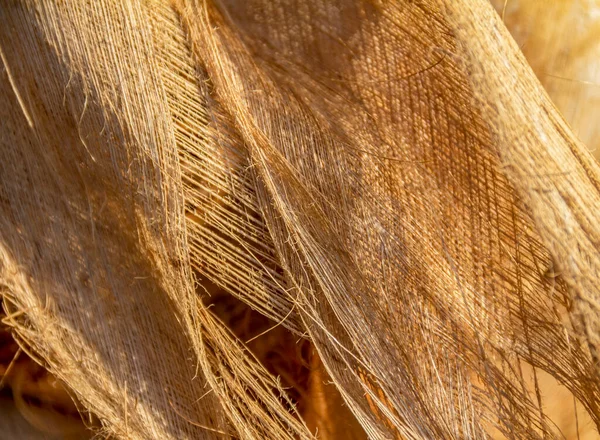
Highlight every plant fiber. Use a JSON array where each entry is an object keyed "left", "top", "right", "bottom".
[{"left": 1, "top": 0, "right": 600, "bottom": 439}]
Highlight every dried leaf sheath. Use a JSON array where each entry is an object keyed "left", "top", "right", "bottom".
[
  {"left": 1, "top": 0, "right": 600, "bottom": 439},
  {"left": 180, "top": 0, "right": 600, "bottom": 437},
  {"left": 0, "top": 2, "right": 308, "bottom": 439}
]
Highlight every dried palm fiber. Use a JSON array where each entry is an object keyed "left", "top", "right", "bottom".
[
  {"left": 490, "top": 0, "right": 600, "bottom": 161},
  {"left": 2, "top": 0, "right": 600, "bottom": 440},
  {"left": 0, "top": 301, "right": 92, "bottom": 439},
  {"left": 0, "top": 1, "right": 309, "bottom": 439}
]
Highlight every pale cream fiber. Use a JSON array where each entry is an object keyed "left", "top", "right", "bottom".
[{"left": 1, "top": 1, "right": 600, "bottom": 439}]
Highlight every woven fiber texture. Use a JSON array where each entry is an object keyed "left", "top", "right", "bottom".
[{"left": 2, "top": 1, "right": 600, "bottom": 439}]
